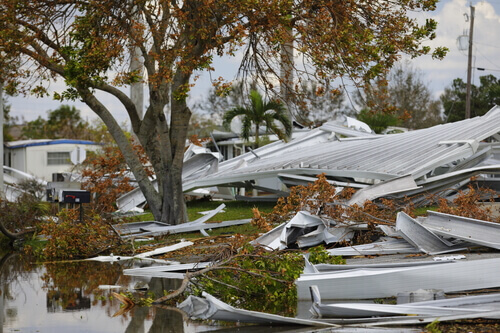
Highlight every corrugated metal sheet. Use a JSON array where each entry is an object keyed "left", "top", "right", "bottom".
[
  {"left": 184, "top": 106, "right": 500, "bottom": 191},
  {"left": 419, "top": 211, "right": 500, "bottom": 250},
  {"left": 395, "top": 212, "right": 468, "bottom": 255},
  {"left": 296, "top": 257, "right": 500, "bottom": 300}
]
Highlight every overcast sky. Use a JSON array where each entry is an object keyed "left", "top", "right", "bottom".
[{"left": 6, "top": 0, "right": 500, "bottom": 126}]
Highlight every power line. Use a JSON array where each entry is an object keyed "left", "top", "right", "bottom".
[
  {"left": 474, "top": 41, "right": 500, "bottom": 50},
  {"left": 475, "top": 48, "right": 500, "bottom": 70}
]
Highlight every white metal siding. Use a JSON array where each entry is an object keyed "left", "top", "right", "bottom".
[
  {"left": 24, "top": 144, "right": 100, "bottom": 181},
  {"left": 8, "top": 147, "right": 27, "bottom": 173}
]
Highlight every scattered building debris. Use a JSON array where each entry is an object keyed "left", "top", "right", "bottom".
[
  {"left": 317, "top": 207, "right": 500, "bottom": 259},
  {"left": 251, "top": 211, "right": 353, "bottom": 250},
  {"left": 184, "top": 107, "right": 500, "bottom": 205},
  {"left": 307, "top": 285, "right": 500, "bottom": 327},
  {"left": 114, "top": 218, "right": 250, "bottom": 239},
  {"left": 133, "top": 241, "right": 194, "bottom": 258},
  {"left": 123, "top": 262, "right": 211, "bottom": 278},
  {"left": 178, "top": 292, "right": 336, "bottom": 327},
  {"left": 111, "top": 204, "right": 248, "bottom": 239},
  {"left": 83, "top": 110, "right": 500, "bottom": 330},
  {"left": 309, "top": 285, "right": 485, "bottom": 319},
  {"left": 418, "top": 211, "right": 500, "bottom": 250},
  {"left": 346, "top": 175, "right": 420, "bottom": 206},
  {"left": 296, "top": 258, "right": 500, "bottom": 300},
  {"left": 97, "top": 285, "right": 123, "bottom": 290},
  {"left": 303, "top": 258, "right": 454, "bottom": 274},
  {"left": 326, "top": 237, "right": 419, "bottom": 256},
  {"left": 395, "top": 212, "right": 469, "bottom": 255}
]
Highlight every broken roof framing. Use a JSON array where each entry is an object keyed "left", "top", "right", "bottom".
[{"left": 183, "top": 106, "right": 500, "bottom": 194}]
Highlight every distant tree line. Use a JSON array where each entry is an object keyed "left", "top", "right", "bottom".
[
  {"left": 4, "top": 105, "right": 112, "bottom": 143},
  {"left": 5, "top": 68, "right": 499, "bottom": 143},
  {"left": 191, "top": 63, "right": 500, "bottom": 135}
]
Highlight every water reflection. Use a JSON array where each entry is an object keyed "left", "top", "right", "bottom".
[
  {"left": 0, "top": 253, "right": 421, "bottom": 333},
  {"left": 0, "top": 252, "right": 218, "bottom": 332}
]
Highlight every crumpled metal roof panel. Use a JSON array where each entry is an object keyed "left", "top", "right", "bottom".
[{"left": 185, "top": 106, "right": 500, "bottom": 190}]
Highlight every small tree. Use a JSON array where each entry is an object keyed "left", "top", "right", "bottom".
[
  {"left": 355, "top": 62, "right": 442, "bottom": 130},
  {"left": 223, "top": 90, "right": 292, "bottom": 147},
  {"left": 80, "top": 145, "right": 136, "bottom": 215},
  {"left": 357, "top": 108, "right": 400, "bottom": 134}
]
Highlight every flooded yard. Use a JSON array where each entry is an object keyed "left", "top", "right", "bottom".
[{"left": 0, "top": 252, "right": 222, "bottom": 332}]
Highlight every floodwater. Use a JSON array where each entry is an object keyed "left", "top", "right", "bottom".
[
  {"left": 0, "top": 252, "right": 222, "bottom": 333},
  {"left": 0, "top": 252, "right": 330, "bottom": 333},
  {"left": 0, "top": 252, "right": 419, "bottom": 333}
]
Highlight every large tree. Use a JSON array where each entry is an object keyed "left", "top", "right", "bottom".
[
  {"left": 0, "top": 0, "right": 445, "bottom": 224},
  {"left": 441, "top": 75, "right": 500, "bottom": 122}
]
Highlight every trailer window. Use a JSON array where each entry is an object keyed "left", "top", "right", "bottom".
[{"left": 47, "top": 152, "right": 71, "bottom": 165}]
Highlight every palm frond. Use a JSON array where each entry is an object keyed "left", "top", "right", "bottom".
[
  {"left": 241, "top": 116, "right": 252, "bottom": 141},
  {"left": 223, "top": 106, "right": 249, "bottom": 131},
  {"left": 249, "top": 90, "right": 264, "bottom": 118},
  {"left": 270, "top": 109, "right": 293, "bottom": 138}
]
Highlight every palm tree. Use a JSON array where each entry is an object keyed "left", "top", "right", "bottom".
[{"left": 223, "top": 90, "right": 292, "bottom": 147}]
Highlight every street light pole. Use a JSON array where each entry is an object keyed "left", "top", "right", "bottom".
[{"left": 465, "top": 5, "right": 475, "bottom": 119}]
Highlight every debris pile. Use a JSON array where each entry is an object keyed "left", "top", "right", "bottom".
[{"left": 108, "top": 109, "right": 500, "bottom": 329}]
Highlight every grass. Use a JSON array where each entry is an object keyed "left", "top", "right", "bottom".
[
  {"left": 119, "top": 199, "right": 277, "bottom": 241},
  {"left": 164, "top": 222, "right": 265, "bottom": 242},
  {"left": 413, "top": 205, "right": 438, "bottom": 216},
  {"left": 187, "top": 199, "right": 276, "bottom": 222},
  {"left": 131, "top": 199, "right": 277, "bottom": 223}
]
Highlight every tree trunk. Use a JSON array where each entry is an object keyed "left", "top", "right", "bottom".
[
  {"left": 158, "top": 72, "right": 192, "bottom": 225},
  {"left": 254, "top": 122, "right": 260, "bottom": 147},
  {"left": 78, "top": 88, "right": 164, "bottom": 221}
]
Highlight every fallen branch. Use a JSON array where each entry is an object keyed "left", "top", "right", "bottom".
[
  {"left": 153, "top": 250, "right": 302, "bottom": 304},
  {"left": 207, "top": 266, "right": 289, "bottom": 284},
  {"left": 200, "top": 275, "right": 248, "bottom": 293},
  {"left": 112, "top": 292, "right": 135, "bottom": 307},
  {"left": 153, "top": 264, "right": 214, "bottom": 304}
]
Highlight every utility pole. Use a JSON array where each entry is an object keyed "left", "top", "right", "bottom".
[
  {"left": 465, "top": 5, "right": 475, "bottom": 119},
  {"left": 280, "top": 28, "right": 294, "bottom": 129},
  {"left": 130, "top": 46, "right": 144, "bottom": 121},
  {"left": 130, "top": 3, "right": 144, "bottom": 130}
]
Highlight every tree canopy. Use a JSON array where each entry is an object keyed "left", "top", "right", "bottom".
[
  {"left": 20, "top": 105, "right": 112, "bottom": 142},
  {"left": 22, "top": 105, "right": 85, "bottom": 139},
  {"left": 0, "top": 0, "right": 445, "bottom": 224},
  {"left": 441, "top": 75, "right": 500, "bottom": 122}
]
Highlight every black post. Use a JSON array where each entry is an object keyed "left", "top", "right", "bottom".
[{"left": 79, "top": 204, "right": 84, "bottom": 223}]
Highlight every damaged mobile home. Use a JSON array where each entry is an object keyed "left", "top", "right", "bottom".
[
  {"left": 182, "top": 106, "right": 500, "bottom": 203},
  {"left": 116, "top": 106, "right": 500, "bottom": 213}
]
